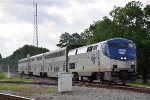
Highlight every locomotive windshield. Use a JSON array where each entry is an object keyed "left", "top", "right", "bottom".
[{"left": 108, "top": 43, "right": 134, "bottom": 48}]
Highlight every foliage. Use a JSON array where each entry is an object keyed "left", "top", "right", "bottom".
[
  {"left": 109, "top": 1, "right": 150, "bottom": 83},
  {"left": 0, "top": 72, "right": 5, "bottom": 79},
  {"left": 57, "top": 32, "right": 82, "bottom": 48},
  {"left": 1, "top": 45, "right": 49, "bottom": 72},
  {"left": 57, "top": 1, "right": 150, "bottom": 83},
  {"left": 57, "top": 32, "right": 71, "bottom": 47}
]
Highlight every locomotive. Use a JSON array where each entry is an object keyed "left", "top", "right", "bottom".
[{"left": 18, "top": 38, "right": 137, "bottom": 84}]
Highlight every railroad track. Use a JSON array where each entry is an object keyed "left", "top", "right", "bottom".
[
  {"left": 0, "top": 93, "right": 34, "bottom": 100},
  {"left": 5, "top": 74, "right": 150, "bottom": 94},
  {"left": 1, "top": 80, "right": 150, "bottom": 94},
  {"left": 74, "top": 81, "right": 150, "bottom": 94}
]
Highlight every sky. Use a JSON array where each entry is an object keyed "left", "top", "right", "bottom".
[{"left": 0, "top": 0, "right": 149, "bottom": 58}]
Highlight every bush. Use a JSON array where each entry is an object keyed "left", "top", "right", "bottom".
[{"left": 0, "top": 72, "right": 5, "bottom": 79}]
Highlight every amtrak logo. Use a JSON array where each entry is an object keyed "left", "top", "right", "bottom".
[
  {"left": 91, "top": 54, "right": 96, "bottom": 64},
  {"left": 119, "top": 49, "right": 126, "bottom": 55}
]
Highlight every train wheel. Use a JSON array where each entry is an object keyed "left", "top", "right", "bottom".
[
  {"left": 72, "top": 72, "right": 79, "bottom": 81},
  {"left": 95, "top": 72, "right": 104, "bottom": 83},
  {"left": 122, "top": 80, "right": 126, "bottom": 85},
  {"left": 95, "top": 73, "right": 101, "bottom": 80},
  {"left": 89, "top": 76, "right": 93, "bottom": 82}
]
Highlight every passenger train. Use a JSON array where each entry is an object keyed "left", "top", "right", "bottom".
[{"left": 18, "top": 38, "right": 137, "bottom": 84}]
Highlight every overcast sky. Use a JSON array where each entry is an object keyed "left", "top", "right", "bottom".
[{"left": 0, "top": 0, "right": 149, "bottom": 58}]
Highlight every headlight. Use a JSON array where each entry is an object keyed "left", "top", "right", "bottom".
[
  {"left": 132, "top": 61, "right": 135, "bottom": 64},
  {"left": 121, "top": 57, "right": 123, "bottom": 59},
  {"left": 124, "top": 57, "right": 127, "bottom": 60}
]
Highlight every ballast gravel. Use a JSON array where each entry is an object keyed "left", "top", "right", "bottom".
[
  {"left": 0, "top": 83, "right": 150, "bottom": 100},
  {"left": 31, "top": 86, "right": 150, "bottom": 100}
]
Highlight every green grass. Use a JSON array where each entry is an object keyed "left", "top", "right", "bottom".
[
  {"left": 36, "top": 87, "right": 58, "bottom": 94},
  {"left": 0, "top": 72, "right": 33, "bottom": 82},
  {"left": 47, "top": 87, "right": 58, "bottom": 94},
  {"left": 0, "top": 76, "right": 33, "bottom": 82},
  {"left": 0, "top": 72, "right": 5, "bottom": 79},
  {"left": 0, "top": 84, "right": 31, "bottom": 91},
  {"left": 130, "top": 79, "right": 150, "bottom": 88}
]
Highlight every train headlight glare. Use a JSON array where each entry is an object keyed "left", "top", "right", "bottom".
[
  {"left": 121, "top": 57, "right": 123, "bottom": 59},
  {"left": 124, "top": 57, "right": 127, "bottom": 60},
  {"left": 132, "top": 61, "right": 135, "bottom": 64}
]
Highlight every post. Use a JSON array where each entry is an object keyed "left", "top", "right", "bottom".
[{"left": 7, "top": 65, "right": 11, "bottom": 78}]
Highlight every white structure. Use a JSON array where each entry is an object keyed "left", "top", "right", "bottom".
[
  {"left": 58, "top": 72, "right": 72, "bottom": 92},
  {"left": 7, "top": 65, "right": 11, "bottom": 78}
]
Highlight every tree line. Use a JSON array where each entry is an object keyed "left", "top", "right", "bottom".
[
  {"left": 0, "top": 45, "right": 49, "bottom": 72},
  {"left": 57, "top": 1, "right": 150, "bottom": 83}
]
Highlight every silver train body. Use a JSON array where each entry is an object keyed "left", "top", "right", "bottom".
[{"left": 18, "top": 38, "right": 137, "bottom": 83}]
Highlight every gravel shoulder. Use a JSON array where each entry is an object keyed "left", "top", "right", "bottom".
[{"left": 0, "top": 83, "right": 150, "bottom": 100}]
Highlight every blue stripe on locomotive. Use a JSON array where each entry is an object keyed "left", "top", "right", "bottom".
[{"left": 102, "top": 38, "right": 136, "bottom": 61}]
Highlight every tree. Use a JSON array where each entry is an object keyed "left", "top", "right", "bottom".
[
  {"left": 110, "top": 1, "right": 150, "bottom": 83},
  {"left": 69, "top": 33, "right": 80, "bottom": 44},
  {"left": 88, "top": 17, "right": 120, "bottom": 44},
  {"left": 1, "top": 45, "right": 49, "bottom": 72},
  {"left": 57, "top": 32, "right": 71, "bottom": 48}
]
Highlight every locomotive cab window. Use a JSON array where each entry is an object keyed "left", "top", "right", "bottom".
[
  {"left": 87, "top": 46, "right": 93, "bottom": 52},
  {"left": 93, "top": 45, "right": 98, "bottom": 50}
]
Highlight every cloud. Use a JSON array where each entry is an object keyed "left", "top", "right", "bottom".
[{"left": 0, "top": 0, "right": 149, "bottom": 58}]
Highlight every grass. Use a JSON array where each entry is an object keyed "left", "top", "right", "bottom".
[
  {"left": 0, "top": 77, "right": 33, "bottom": 82},
  {"left": 0, "top": 72, "right": 59, "bottom": 97},
  {"left": 36, "top": 86, "right": 58, "bottom": 94},
  {"left": 0, "top": 72, "right": 5, "bottom": 79},
  {"left": 46, "top": 87, "right": 58, "bottom": 94},
  {"left": 130, "top": 79, "right": 150, "bottom": 88},
  {"left": 0, "top": 84, "right": 31, "bottom": 91},
  {"left": 0, "top": 72, "right": 33, "bottom": 82}
]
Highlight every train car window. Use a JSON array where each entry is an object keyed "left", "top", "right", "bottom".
[
  {"left": 45, "top": 51, "right": 65, "bottom": 59},
  {"left": 87, "top": 46, "right": 93, "bottom": 52},
  {"left": 51, "top": 53, "right": 54, "bottom": 58},
  {"left": 62, "top": 51, "right": 65, "bottom": 56},
  {"left": 34, "top": 67, "right": 36, "bottom": 71},
  {"left": 63, "top": 63, "right": 65, "bottom": 71},
  {"left": 75, "top": 49, "right": 78, "bottom": 54},
  {"left": 93, "top": 45, "right": 98, "bottom": 50},
  {"left": 58, "top": 52, "right": 61, "bottom": 56},
  {"left": 51, "top": 65, "right": 53, "bottom": 70},
  {"left": 36, "top": 56, "right": 42, "bottom": 60},
  {"left": 69, "top": 63, "right": 75, "bottom": 69},
  {"left": 31, "top": 58, "right": 34, "bottom": 61},
  {"left": 61, "top": 51, "right": 65, "bottom": 56},
  {"left": 54, "top": 67, "right": 59, "bottom": 72}
]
